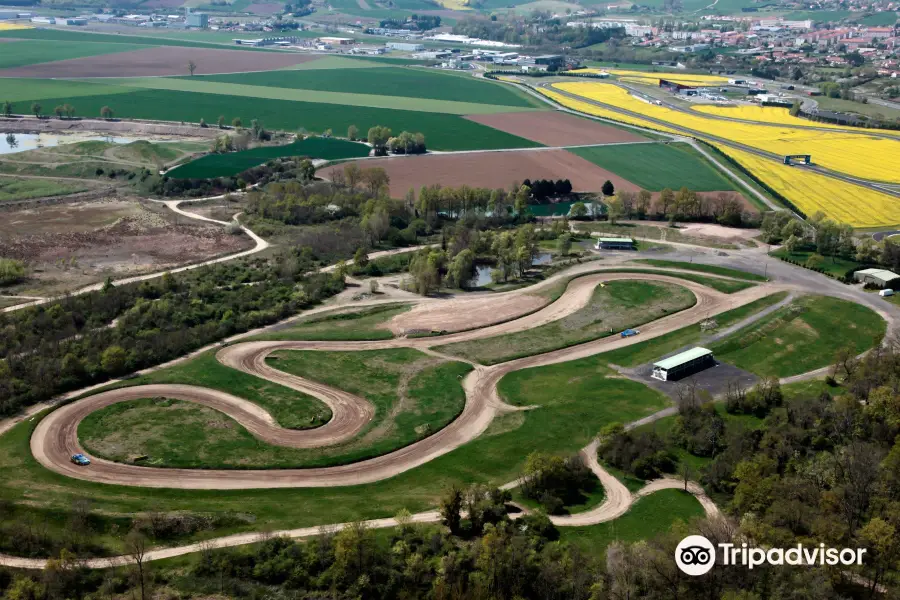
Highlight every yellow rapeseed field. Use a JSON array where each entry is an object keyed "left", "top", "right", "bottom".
[
  {"left": 0, "top": 23, "right": 32, "bottom": 31},
  {"left": 537, "top": 87, "right": 682, "bottom": 135},
  {"left": 692, "top": 104, "right": 900, "bottom": 136},
  {"left": 553, "top": 82, "right": 900, "bottom": 184},
  {"left": 715, "top": 145, "right": 900, "bottom": 227},
  {"left": 572, "top": 68, "right": 730, "bottom": 86}
]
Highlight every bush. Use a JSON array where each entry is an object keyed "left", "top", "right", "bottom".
[{"left": 0, "top": 258, "right": 25, "bottom": 286}]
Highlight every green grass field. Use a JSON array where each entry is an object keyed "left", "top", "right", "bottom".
[
  {"left": 0, "top": 177, "right": 88, "bottom": 203},
  {"left": 0, "top": 39, "right": 151, "bottom": 69},
  {"left": 200, "top": 66, "right": 541, "bottom": 108},
  {"left": 255, "top": 304, "right": 410, "bottom": 341},
  {"left": 91, "top": 76, "right": 538, "bottom": 116},
  {"left": 8, "top": 87, "right": 538, "bottom": 152},
  {"left": 600, "top": 292, "right": 789, "bottom": 367},
  {"left": 438, "top": 280, "right": 696, "bottom": 365},
  {"left": 0, "top": 27, "right": 286, "bottom": 51},
  {"left": 569, "top": 143, "right": 736, "bottom": 192},
  {"left": 79, "top": 349, "right": 470, "bottom": 469},
  {"left": 632, "top": 259, "right": 767, "bottom": 281},
  {"left": 166, "top": 137, "right": 371, "bottom": 179},
  {"left": 711, "top": 295, "right": 885, "bottom": 378},
  {"left": 0, "top": 344, "right": 671, "bottom": 556}
]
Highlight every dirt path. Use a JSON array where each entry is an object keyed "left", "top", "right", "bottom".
[{"left": 30, "top": 273, "right": 781, "bottom": 489}]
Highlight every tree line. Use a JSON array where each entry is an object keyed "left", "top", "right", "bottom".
[{"left": 0, "top": 253, "right": 345, "bottom": 419}]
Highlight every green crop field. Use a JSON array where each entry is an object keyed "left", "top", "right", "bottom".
[
  {"left": 0, "top": 40, "right": 151, "bottom": 69},
  {"left": 167, "top": 137, "right": 372, "bottom": 179},
  {"left": 569, "top": 142, "right": 736, "bottom": 191},
  {"left": 93, "top": 76, "right": 538, "bottom": 115},
  {"left": 0, "top": 27, "right": 281, "bottom": 51},
  {"left": 711, "top": 295, "right": 886, "bottom": 377},
  {"left": 10, "top": 88, "right": 538, "bottom": 151},
  {"left": 201, "top": 66, "right": 542, "bottom": 108},
  {"left": 1, "top": 78, "right": 136, "bottom": 103}
]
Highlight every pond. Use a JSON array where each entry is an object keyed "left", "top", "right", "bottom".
[
  {"left": 0, "top": 132, "right": 157, "bottom": 155},
  {"left": 471, "top": 252, "right": 552, "bottom": 287}
]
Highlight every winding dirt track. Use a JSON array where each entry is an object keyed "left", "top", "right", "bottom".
[{"left": 31, "top": 273, "right": 779, "bottom": 489}]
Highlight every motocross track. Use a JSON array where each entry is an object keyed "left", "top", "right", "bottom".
[{"left": 31, "top": 272, "right": 781, "bottom": 489}]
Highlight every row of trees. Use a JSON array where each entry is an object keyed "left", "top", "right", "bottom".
[
  {"left": 366, "top": 125, "right": 426, "bottom": 156},
  {"left": 2, "top": 102, "right": 114, "bottom": 120}
]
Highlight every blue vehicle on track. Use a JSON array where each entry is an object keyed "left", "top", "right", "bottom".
[
  {"left": 620, "top": 329, "right": 640, "bottom": 338},
  {"left": 70, "top": 453, "right": 91, "bottom": 466}
]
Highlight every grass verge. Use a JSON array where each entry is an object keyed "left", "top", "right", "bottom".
[{"left": 632, "top": 259, "right": 767, "bottom": 281}]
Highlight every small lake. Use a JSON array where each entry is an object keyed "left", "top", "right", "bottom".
[
  {"left": 471, "top": 252, "right": 552, "bottom": 287},
  {"left": 0, "top": 132, "right": 157, "bottom": 155}
]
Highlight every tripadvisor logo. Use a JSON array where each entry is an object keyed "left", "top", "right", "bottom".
[{"left": 675, "top": 535, "right": 868, "bottom": 576}]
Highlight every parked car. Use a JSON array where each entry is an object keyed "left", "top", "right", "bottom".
[
  {"left": 620, "top": 329, "right": 640, "bottom": 338},
  {"left": 71, "top": 453, "right": 91, "bottom": 466}
]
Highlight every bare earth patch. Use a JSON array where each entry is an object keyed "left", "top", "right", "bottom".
[
  {"left": 385, "top": 293, "right": 547, "bottom": 334},
  {"left": 246, "top": 2, "right": 284, "bottom": 14},
  {"left": 465, "top": 112, "right": 647, "bottom": 147},
  {"left": 0, "top": 198, "right": 253, "bottom": 296},
  {"left": 0, "top": 46, "right": 323, "bottom": 78},
  {"left": 359, "top": 149, "right": 639, "bottom": 198}
]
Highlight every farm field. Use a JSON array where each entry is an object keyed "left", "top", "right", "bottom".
[
  {"left": 0, "top": 46, "right": 326, "bottom": 78},
  {"left": 200, "top": 66, "right": 541, "bottom": 108},
  {"left": 711, "top": 295, "right": 886, "bottom": 377},
  {"left": 166, "top": 137, "right": 372, "bottom": 179},
  {"left": 538, "top": 87, "right": 682, "bottom": 136},
  {"left": 437, "top": 280, "right": 696, "bottom": 365},
  {"left": 692, "top": 104, "right": 900, "bottom": 135},
  {"left": 716, "top": 145, "right": 900, "bottom": 227},
  {"left": 465, "top": 110, "right": 648, "bottom": 146},
  {"left": 0, "top": 39, "right": 152, "bottom": 69},
  {"left": 86, "top": 76, "right": 534, "bottom": 115},
  {"left": 551, "top": 81, "right": 900, "bottom": 185},
  {"left": 347, "top": 149, "right": 637, "bottom": 198},
  {"left": 570, "top": 142, "right": 737, "bottom": 191},
  {"left": 5, "top": 87, "right": 535, "bottom": 151}
]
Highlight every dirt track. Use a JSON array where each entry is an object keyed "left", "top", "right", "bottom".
[{"left": 30, "top": 272, "right": 779, "bottom": 489}]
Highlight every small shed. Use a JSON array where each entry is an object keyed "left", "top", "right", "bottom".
[
  {"left": 854, "top": 268, "right": 899, "bottom": 288},
  {"left": 651, "top": 347, "right": 714, "bottom": 381},
  {"left": 596, "top": 237, "right": 635, "bottom": 250}
]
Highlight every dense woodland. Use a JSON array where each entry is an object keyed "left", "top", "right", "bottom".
[{"left": 599, "top": 342, "right": 900, "bottom": 597}]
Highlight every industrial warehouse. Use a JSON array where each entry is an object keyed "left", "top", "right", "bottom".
[{"left": 651, "top": 347, "right": 715, "bottom": 381}]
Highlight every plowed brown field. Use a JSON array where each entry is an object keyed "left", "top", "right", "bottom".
[
  {"left": 0, "top": 46, "right": 323, "bottom": 78},
  {"left": 465, "top": 111, "right": 647, "bottom": 147},
  {"left": 358, "top": 149, "right": 639, "bottom": 198}
]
